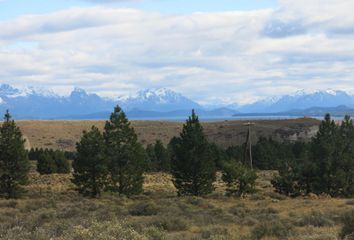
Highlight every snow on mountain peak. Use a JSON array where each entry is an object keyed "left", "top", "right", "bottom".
[{"left": 23, "top": 86, "right": 59, "bottom": 98}]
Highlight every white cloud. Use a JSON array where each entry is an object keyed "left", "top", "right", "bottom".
[{"left": 0, "top": 2, "right": 354, "bottom": 104}]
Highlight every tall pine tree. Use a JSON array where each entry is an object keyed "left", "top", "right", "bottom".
[
  {"left": 0, "top": 110, "right": 30, "bottom": 198},
  {"left": 104, "top": 106, "right": 146, "bottom": 196},
  {"left": 334, "top": 115, "right": 354, "bottom": 196},
  {"left": 171, "top": 110, "right": 216, "bottom": 196},
  {"left": 72, "top": 126, "right": 107, "bottom": 197},
  {"left": 310, "top": 113, "right": 337, "bottom": 194}
]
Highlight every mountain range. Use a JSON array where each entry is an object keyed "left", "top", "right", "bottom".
[{"left": 0, "top": 84, "right": 353, "bottom": 120}]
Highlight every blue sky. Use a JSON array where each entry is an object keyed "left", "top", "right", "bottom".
[
  {"left": 0, "top": 0, "right": 353, "bottom": 104},
  {"left": 0, "top": 0, "right": 278, "bottom": 20}
]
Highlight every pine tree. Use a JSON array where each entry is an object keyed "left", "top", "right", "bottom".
[
  {"left": 72, "top": 126, "right": 107, "bottom": 197},
  {"left": 222, "top": 160, "right": 257, "bottom": 196},
  {"left": 146, "top": 143, "right": 157, "bottom": 172},
  {"left": 0, "top": 110, "right": 30, "bottom": 198},
  {"left": 37, "top": 150, "right": 57, "bottom": 174},
  {"left": 310, "top": 113, "right": 338, "bottom": 194},
  {"left": 171, "top": 110, "right": 216, "bottom": 196},
  {"left": 104, "top": 106, "right": 146, "bottom": 196},
  {"left": 334, "top": 115, "right": 354, "bottom": 196},
  {"left": 53, "top": 150, "right": 70, "bottom": 173},
  {"left": 154, "top": 140, "right": 170, "bottom": 172}
]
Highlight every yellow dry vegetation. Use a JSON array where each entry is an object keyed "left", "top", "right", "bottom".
[
  {"left": 15, "top": 118, "right": 320, "bottom": 151},
  {"left": 0, "top": 169, "right": 352, "bottom": 240}
]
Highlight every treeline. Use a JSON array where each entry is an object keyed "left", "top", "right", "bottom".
[
  {"left": 72, "top": 108, "right": 256, "bottom": 197},
  {"left": 272, "top": 114, "right": 354, "bottom": 197},
  {"left": 0, "top": 106, "right": 354, "bottom": 199}
]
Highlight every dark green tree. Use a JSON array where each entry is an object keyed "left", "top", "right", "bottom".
[
  {"left": 154, "top": 140, "right": 170, "bottom": 172},
  {"left": 72, "top": 126, "right": 107, "bottom": 197},
  {"left": 271, "top": 159, "right": 301, "bottom": 197},
  {"left": 171, "top": 110, "right": 216, "bottom": 196},
  {"left": 310, "top": 113, "right": 338, "bottom": 194},
  {"left": 0, "top": 110, "right": 30, "bottom": 198},
  {"left": 222, "top": 160, "right": 257, "bottom": 196},
  {"left": 333, "top": 115, "right": 354, "bottom": 196},
  {"left": 53, "top": 150, "right": 71, "bottom": 173},
  {"left": 104, "top": 106, "right": 146, "bottom": 196},
  {"left": 146, "top": 143, "right": 157, "bottom": 172},
  {"left": 37, "top": 150, "right": 57, "bottom": 174},
  {"left": 209, "top": 143, "right": 229, "bottom": 170}
]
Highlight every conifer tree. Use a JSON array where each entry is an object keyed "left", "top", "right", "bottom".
[
  {"left": 37, "top": 150, "right": 57, "bottom": 174},
  {"left": 154, "top": 140, "right": 170, "bottom": 172},
  {"left": 334, "top": 115, "right": 354, "bottom": 196},
  {"left": 53, "top": 150, "right": 70, "bottom": 173},
  {"left": 0, "top": 110, "right": 30, "bottom": 198},
  {"left": 146, "top": 143, "right": 157, "bottom": 172},
  {"left": 72, "top": 126, "right": 107, "bottom": 197},
  {"left": 104, "top": 106, "right": 146, "bottom": 196},
  {"left": 171, "top": 110, "right": 216, "bottom": 196},
  {"left": 310, "top": 113, "right": 337, "bottom": 194},
  {"left": 222, "top": 161, "right": 257, "bottom": 196}
]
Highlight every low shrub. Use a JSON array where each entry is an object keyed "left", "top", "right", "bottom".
[
  {"left": 128, "top": 201, "right": 159, "bottom": 216},
  {"left": 152, "top": 216, "right": 188, "bottom": 232},
  {"left": 251, "top": 220, "right": 293, "bottom": 240},
  {"left": 297, "top": 211, "right": 334, "bottom": 227},
  {"left": 60, "top": 220, "right": 145, "bottom": 240},
  {"left": 340, "top": 210, "right": 354, "bottom": 240}
]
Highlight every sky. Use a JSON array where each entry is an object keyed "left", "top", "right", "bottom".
[{"left": 0, "top": 0, "right": 354, "bottom": 105}]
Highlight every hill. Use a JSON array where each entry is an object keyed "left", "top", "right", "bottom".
[{"left": 16, "top": 118, "right": 320, "bottom": 151}]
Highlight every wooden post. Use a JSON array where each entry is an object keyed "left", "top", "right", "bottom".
[{"left": 244, "top": 122, "right": 255, "bottom": 169}]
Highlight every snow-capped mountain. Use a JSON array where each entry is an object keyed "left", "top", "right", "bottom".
[
  {"left": 238, "top": 90, "right": 354, "bottom": 113},
  {"left": 0, "top": 84, "right": 205, "bottom": 119},
  {"left": 120, "top": 88, "right": 201, "bottom": 112}
]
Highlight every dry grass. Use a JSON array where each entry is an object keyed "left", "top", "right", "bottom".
[
  {"left": 16, "top": 118, "right": 320, "bottom": 151},
  {"left": 0, "top": 168, "right": 352, "bottom": 240}
]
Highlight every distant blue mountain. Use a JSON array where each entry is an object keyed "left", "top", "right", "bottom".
[
  {"left": 237, "top": 90, "right": 354, "bottom": 113},
  {"left": 234, "top": 105, "right": 354, "bottom": 117},
  {"left": 1, "top": 83, "right": 353, "bottom": 119},
  {"left": 0, "top": 84, "right": 225, "bottom": 119}
]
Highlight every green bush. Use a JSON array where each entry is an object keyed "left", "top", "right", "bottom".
[
  {"left": 128, "top": 202, "right": 159, "bottom": 216},
  {"left": 297, "top": 211, "right": 334, "bottom": 227},
  {"left": 152, "top": 216, "right": 188, "bottom": 232},
  {"left": 60, "top": 220, "right": 146, "bottom": 240},
  {"left": 251, "top": 220, "right": 293, "bottom": 240},
  {"left": 222, "top": 161, "right": 257, "bottom": 196},
  {"left": 340, "top": 210, "right": 354, "bottom": 240}
]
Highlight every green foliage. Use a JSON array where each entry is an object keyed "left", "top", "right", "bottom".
[
  {"left": 340, "top": 210, "right": 354, "bottom": 240},
  {"left": 171, "top": 110, "right": 216, "bottom": 196},
  {"left": 53, "top": 150, "right": 70, "bottom": 173},
  {"left": 0, "top": 110, "right": 30, "bottom": 198},
  {"left": 128, "top": 201, "right": 159, "bottom": 216},
  {"left": 272, "top": 114, "right": 354, "bottom": 197},
  {"left": 72, "top": 126, "right": 108, "bottom": 197},
  {"left": 209, "top": 143, "right": 229, "bottom": 170},
  {"left": 251, "top": 220, "right": 293, "bottom": 240},
  {"left": 60, "top": 220, "right": 146, "bottom": 240},
  {"left": 37, "top": 150, "right": 57, "bottom": 174},
  {"left": 146, "top": 140, "right": 170, "bottom": 172},
  {"left": 271, "top": 159, "right": 301, "bottom": 197},
  {"left": 310, "top": 113, "right": 338, "bottom": 194},
  {"left": 104, "top": 105, "right": 146, "bottom": 196},
  {"left": 222, "top": 161, "right": 257, "bottom": 196},
  {"left": 37, "top": 149, "right": 70, "bottom": 175}
]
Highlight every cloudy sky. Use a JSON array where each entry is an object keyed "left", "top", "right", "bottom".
[{"left": 0, "top": 0, "right": 353, "bottom": 104}]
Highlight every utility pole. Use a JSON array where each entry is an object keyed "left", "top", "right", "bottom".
[{"left": 244, "top": 122, "right": 255, "bottom": 169}]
